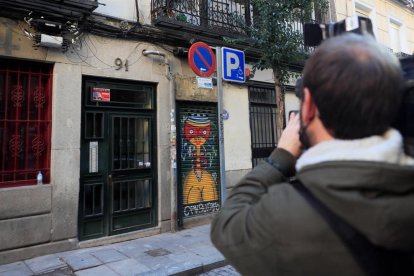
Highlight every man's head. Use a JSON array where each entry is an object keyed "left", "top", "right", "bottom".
[{"left": 301, "top": 33, "right": 403, "bottom": 142}]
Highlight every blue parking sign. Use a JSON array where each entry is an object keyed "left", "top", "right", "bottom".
[{"left": 221, "top": 47, "right": 245, "bottom": 83}]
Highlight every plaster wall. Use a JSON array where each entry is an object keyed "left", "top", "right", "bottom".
[
  {"left": 94, "top": 0, "right": 152, "bottom": 25},
  {"left": 222, "top": 83, "right": 252, "bottom": 171},
  {"left": 95, "top": 0, "right": 138, "bottom": 22}
]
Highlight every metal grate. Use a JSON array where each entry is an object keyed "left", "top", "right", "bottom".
[
  {"left": 112, "top": 117, "right": 151, "bottom": 171},
  {"left": 177, "top": 103, "right": 221, "bottom": 221},
  {"left": 152, "top": 0, "right": 251, "bottom": 35},
  {"left": 112, "top": 179, "right": 152, "bottom": 213},
  {"left": 249, "top": 85, "right": 278, "bottom": 167},
  {"left": 0, "top": 60, "right": 52, "bottom": 187}
]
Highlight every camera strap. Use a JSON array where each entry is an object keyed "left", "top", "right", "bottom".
[{"left": 290, "top": 179, "right": 413, "bottom": 276}]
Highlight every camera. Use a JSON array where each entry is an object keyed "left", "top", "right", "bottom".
[
  {"left": 304, "top": 15, "right": 374, "bottom": 47},
  {"left": 301, "top": 16, "right": 414, "bottom": 156}
]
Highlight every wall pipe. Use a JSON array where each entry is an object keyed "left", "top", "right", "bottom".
[{"left": 142, "top": 49, "right": 178, "bottom": 232}]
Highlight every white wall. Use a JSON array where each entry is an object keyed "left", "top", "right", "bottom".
[
  {"left": 95, "top": 0, "right": 138, "bottom": 21},
  {"left": 223, "top": 83, "right": 252, "bottom": 171}
]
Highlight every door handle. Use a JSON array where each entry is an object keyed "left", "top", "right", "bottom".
[{"left": 108, "top": 174, "right": 113, "bottom": 187}]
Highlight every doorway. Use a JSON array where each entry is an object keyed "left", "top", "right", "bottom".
[
  {"left": 176, "top": 102, "right": 221, "bottom": 225},
  {"left": 78, "top": 77, "right": 157, "bottom": 240}
]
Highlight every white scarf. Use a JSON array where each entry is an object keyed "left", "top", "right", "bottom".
[{"left": 296, "top": 129, "right": 414, "bottom": 171}]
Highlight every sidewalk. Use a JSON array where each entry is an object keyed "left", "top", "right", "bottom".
[{"left": 0, "top": 224, "right": 229, "bottom": 276}]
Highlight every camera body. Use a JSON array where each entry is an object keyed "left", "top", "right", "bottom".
[
  {"left": 304, "top": 15, "right": 374, "bottom": 47},
  {"left": 302, "top": 16, "right": 414, "bottom": 156}
]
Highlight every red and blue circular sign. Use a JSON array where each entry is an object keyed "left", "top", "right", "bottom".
[{"left": 188, "top": 42, "right": 216, "bottom": 77}]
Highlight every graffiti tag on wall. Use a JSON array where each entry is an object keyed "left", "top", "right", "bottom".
[{"left": 184, "top": 202, "right": 220, "bottom": 217}]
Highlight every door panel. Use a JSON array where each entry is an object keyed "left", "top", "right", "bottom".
[{"left": 109, "top": 115, "right": 154, "bottom": 235}]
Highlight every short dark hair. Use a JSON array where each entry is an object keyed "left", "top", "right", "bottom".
[{"left": 302, "top": 33, "right": 403, "bottom": 139}]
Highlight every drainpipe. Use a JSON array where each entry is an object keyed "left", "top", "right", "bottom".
[{"left": 142, "top": 49, "right": 178, "bottom": 232}]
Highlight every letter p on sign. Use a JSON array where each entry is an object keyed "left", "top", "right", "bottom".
[
  {"left": 222, "top": 47, "right": 245, "bottom": 83},
  {"left": 226, "top": 52, "right": 239, "bottom": 77}
]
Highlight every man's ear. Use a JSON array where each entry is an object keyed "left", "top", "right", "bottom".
[{"left": 301, "top": 88, "right": 316, "bottom": 125}]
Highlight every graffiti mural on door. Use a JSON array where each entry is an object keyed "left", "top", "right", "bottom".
[{"left": 180, "top": 111, "right": 220, "bottom": 217}]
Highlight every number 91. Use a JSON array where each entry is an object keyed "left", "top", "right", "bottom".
[{"left": 114, "top": 58, "right": 129, "bottom": 71}]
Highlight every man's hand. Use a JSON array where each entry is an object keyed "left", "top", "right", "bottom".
[{"left": 277, "top": 112, "right": 302, "bottom": 158}]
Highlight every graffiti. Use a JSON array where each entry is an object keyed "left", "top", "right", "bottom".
[
  {"left": 181, "top": 113, "right": 219, "bottom": 205},
  {"left": 183, "top": 202, "right": 221, "bottom": 217}
]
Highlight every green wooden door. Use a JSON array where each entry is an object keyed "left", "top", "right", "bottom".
[{"left": 79, "top": 77, "right": 157, "bottom": 240}]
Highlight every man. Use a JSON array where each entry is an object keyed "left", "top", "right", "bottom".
[{"left": 211, "top": 33, "right": 414, "bottom": 275}]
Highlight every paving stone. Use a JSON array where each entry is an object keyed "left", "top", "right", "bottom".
[
  {"left": 193, "top": 225, "right": 211, "bottom": 235},
  {"left": 74, "top": 265, "right": 118, "bottom": 276},
  {"left": 167, "top": 251, "right": 204, "bottom": 264},
  {"left": 39, "top": 267, "right": 75, "bottom": 276},
  {"left": 137, "top": 269, "right": 168, "bottom": 276},
  {"left": 25, "top": 254, "right": 66, "bottom": 274},
  {"left": 202, "top": 253, "right": 226, "bottom": 266},
  {"left": 156, "top": 232, "right": 178, "bottom": 242},
  {"left": 0, "top": 261, "right": 32, "bottom": 276},
  {"left": 187, "top": 243, "right": 222, "bottom": 258},
  {"left": 62, "top": 252, "right": 102, "bottom": 271},
  {"left": 135, "top": 255, "right": 177, "bottom": 272},
  {"left": 114, "top": 243, "right": 153, "bottom": 259},
  {"left": 106, "top": 258, "right": 151, "bottom": 276},
  {"left": 165, "top": 259, "right": 203, "bottom": 275},
  {"left": 90, "top": 249, "right": 128, "bottom": 263}
]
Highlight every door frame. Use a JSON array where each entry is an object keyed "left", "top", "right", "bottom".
[{"left": 78, "top": 76, "right": 158, "bottom": 240}]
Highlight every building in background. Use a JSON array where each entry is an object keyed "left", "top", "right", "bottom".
[
  {"left": 334, "top": 0, "right": 414, "bottom": 56},
  {"left": 0, "top": 0, "right": 327, "bottom": 264}
]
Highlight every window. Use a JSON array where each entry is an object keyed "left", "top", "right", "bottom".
[
  {"left": 0, "top": 60, "right": 53, "bottom": 188},
  {"left": 355, "top": 7, "right": 369, "bottom": 17},
  {"left": 248, "top": 84, "right": 278, "bottom": 167},
  {"left": 354, "top": 2, "right": 376, "bottom": 35},
  {"left": 389, "top": 19, "right": 402, "bottom": 53}
]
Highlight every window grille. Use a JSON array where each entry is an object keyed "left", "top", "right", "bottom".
[
  {"left": 249, "top": 85, "right": 278, "bottom": 167},
  {"left": 0, "top": 60, "right": 52, "bottom": 188}
]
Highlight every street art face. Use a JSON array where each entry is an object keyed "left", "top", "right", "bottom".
[
  {"left": 180, "top": 113, "right": 220, "bottom": 216},
  {"left": 184, "top": 118, "right": 211, "bottom": 147}
]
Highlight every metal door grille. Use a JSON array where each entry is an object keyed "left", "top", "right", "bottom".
[
  {"left": 0, "top": 60, "right": 52, "bottom": 187},
  {"left": 112, "top": 179, "right": 152, "bottom": 213},
  {"left": 177, "top": 103, "right": 221, "bottom": 222},
  {"left": 249, "top": 85, "right": 278, "bottom": 167},
  {"left": 112, "top": 117, "right": 151, "bottom": 170}
]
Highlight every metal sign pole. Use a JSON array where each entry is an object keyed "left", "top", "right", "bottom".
[{"left": 216, "top": 47, "right": 227, "bottom": 204}]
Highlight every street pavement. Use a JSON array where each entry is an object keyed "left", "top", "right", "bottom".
[
  {"left": 198, "top": 265, "right": 240, "bottom": 276},
  {"left": 0, "top": 224, "right": 236, "bottom": 276}
]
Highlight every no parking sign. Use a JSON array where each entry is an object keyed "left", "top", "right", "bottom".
[{"left": 188, "top": 42, "right": 216, "bottom": 77}]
